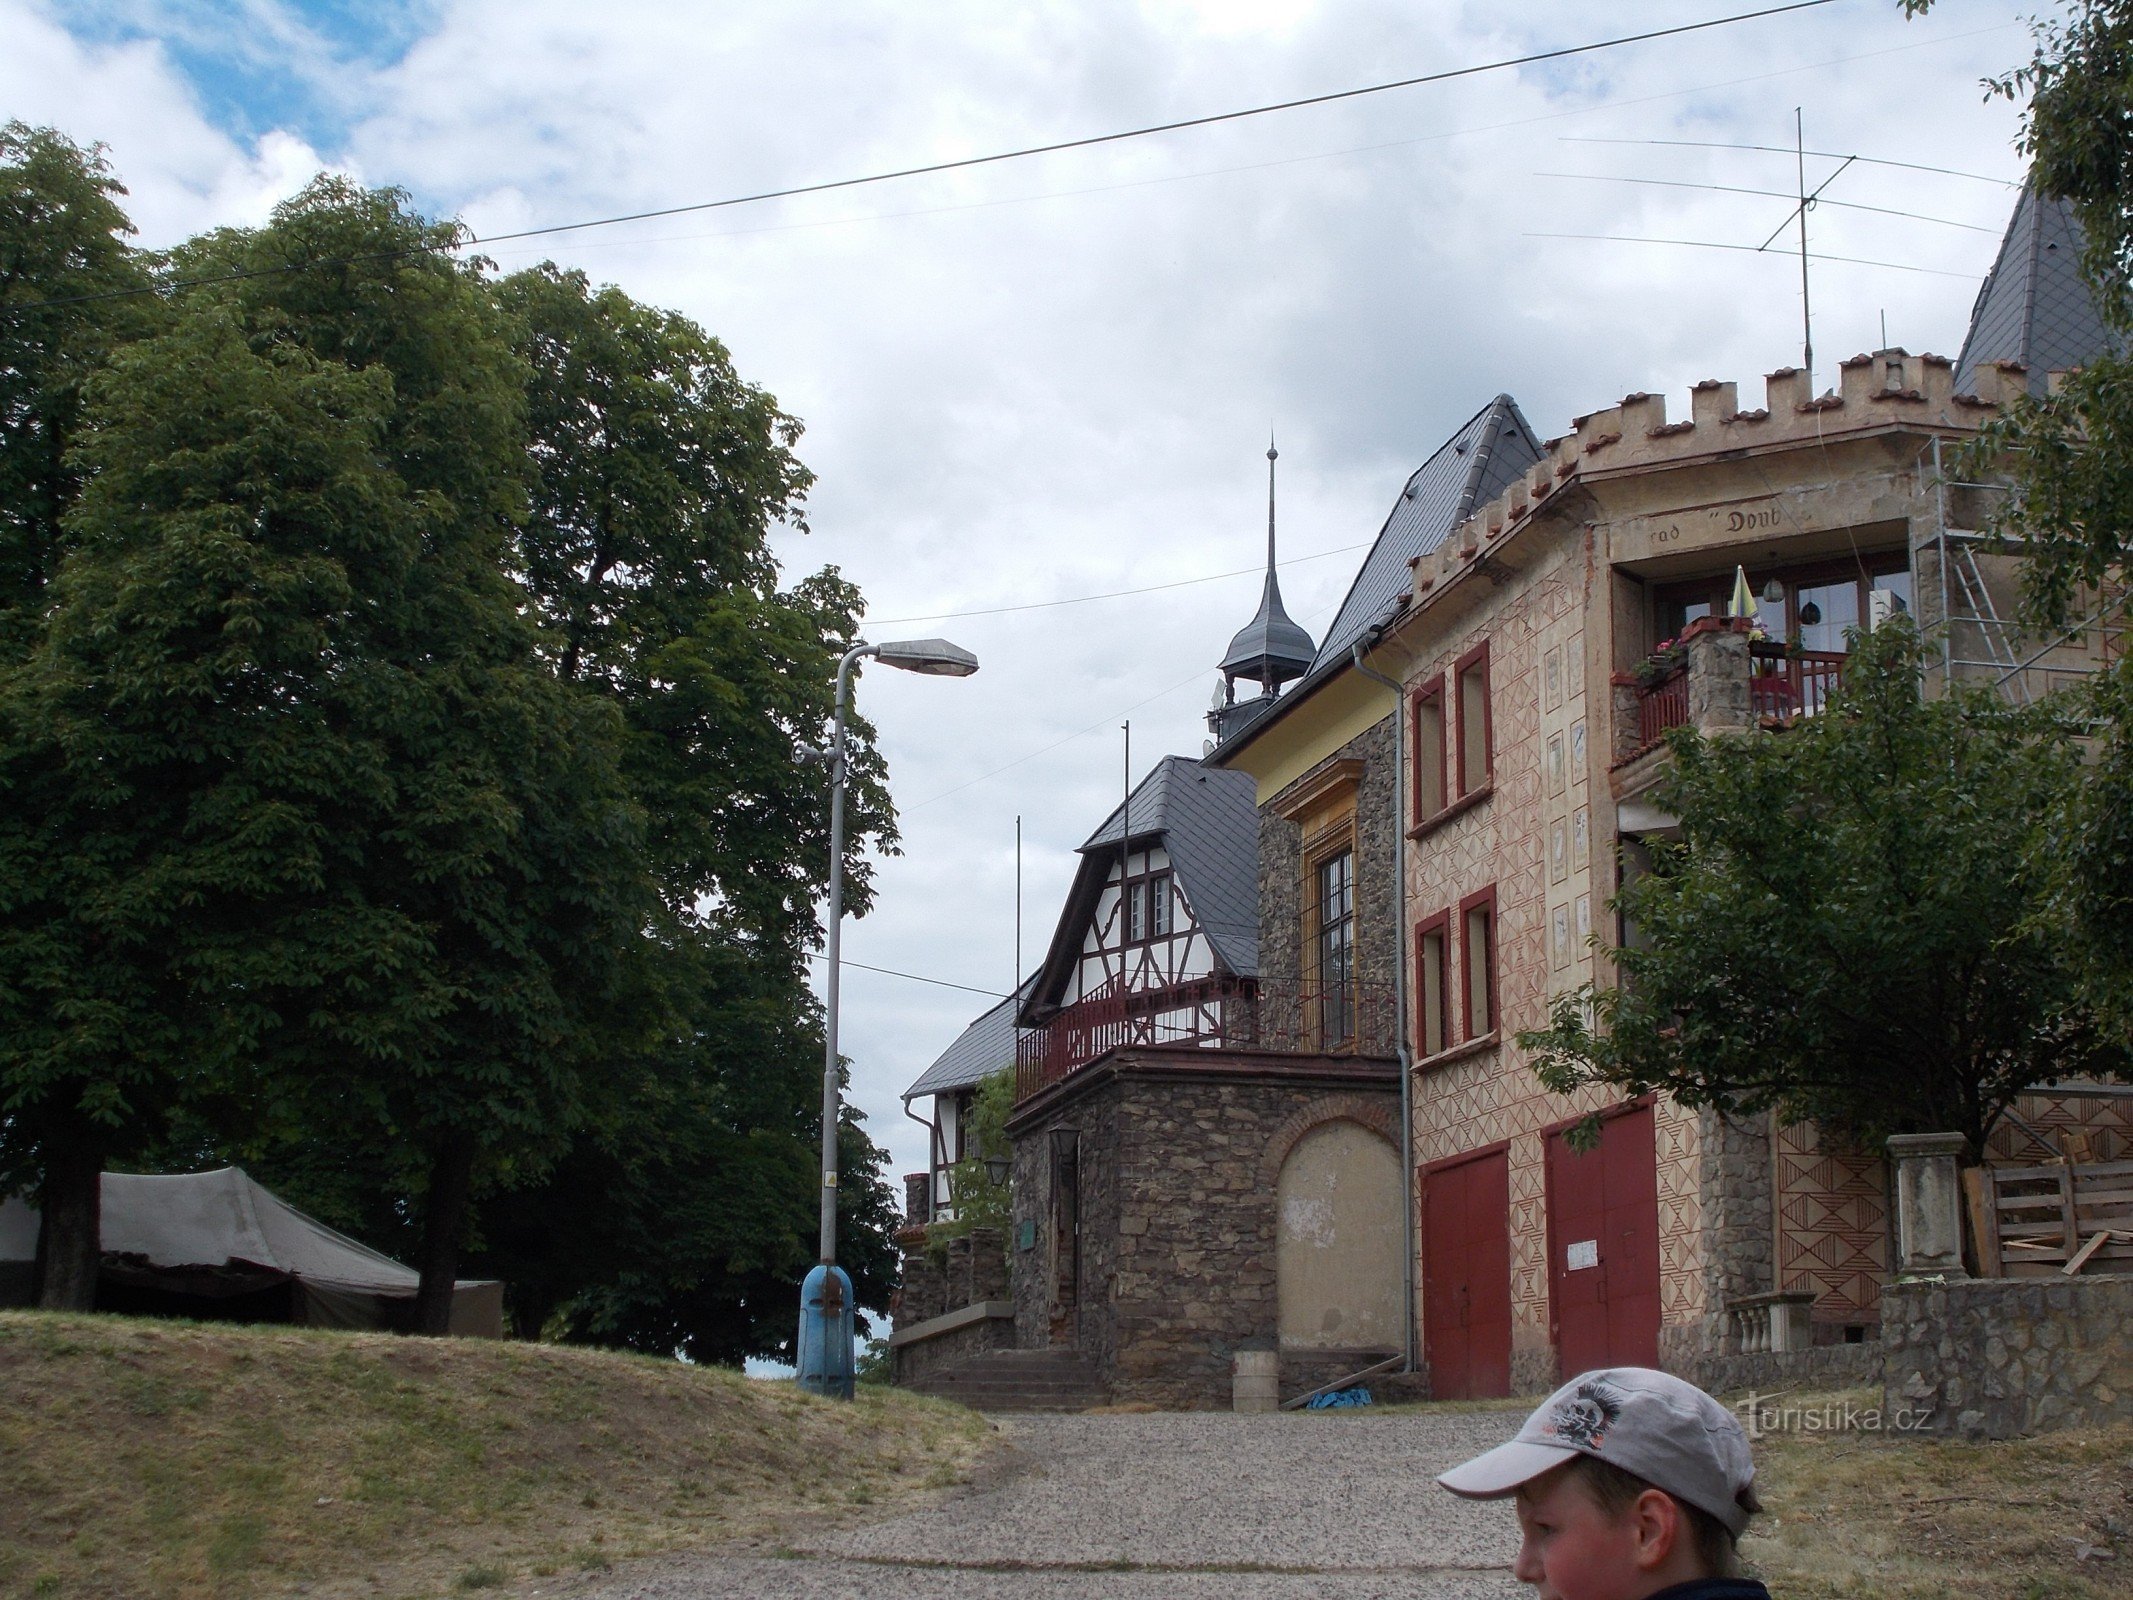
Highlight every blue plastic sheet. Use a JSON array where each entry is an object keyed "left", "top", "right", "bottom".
[{"left": 1305, "top": 1385, "right": 1373, "bottom": 1409}]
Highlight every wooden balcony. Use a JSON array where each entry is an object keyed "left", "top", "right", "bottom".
[
  {"left": 1013, "top": 977, "right": 1399, "bottom": 1104},
  {"left": 1615, "top": 618, "right": 1848, "bottom": 766}
]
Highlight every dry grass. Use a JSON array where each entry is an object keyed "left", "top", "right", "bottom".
[
  {"left": 0, "top": 1311, "right": 993, "bottom": 1600},
  {"left": 1742, "top": 1388, "right": 2133, "bottom": 1599}
]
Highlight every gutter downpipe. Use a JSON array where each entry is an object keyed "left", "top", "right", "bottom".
[{"left": 1350, "top": 633, "right": 1417, "bottom": 1376}]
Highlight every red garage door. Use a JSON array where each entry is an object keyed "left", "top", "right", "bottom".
[
  {"left": 1546, "top": 1104, "right": 1661, "bottom": 1378},
  {"left": 1422, "top": 1149, "right": 1512, "bottom": 1399}
]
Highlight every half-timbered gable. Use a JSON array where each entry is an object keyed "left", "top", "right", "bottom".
[{"left": 1019, "top": 755, "right": 1257, "bottom": 1055}]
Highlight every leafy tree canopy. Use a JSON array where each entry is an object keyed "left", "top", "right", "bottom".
[{"left": 1518, "top": 619, "right": 2125, "bottom": 1160}]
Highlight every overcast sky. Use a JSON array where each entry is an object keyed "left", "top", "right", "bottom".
[{"left": 7, "top": 0, "right": 2036, "bottom": 1189}]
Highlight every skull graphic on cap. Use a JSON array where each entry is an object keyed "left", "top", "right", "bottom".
[{"left": 1543, "top": 1378, "right": 1625, "bottom": 1451}]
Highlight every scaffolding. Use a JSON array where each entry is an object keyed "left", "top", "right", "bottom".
[{"left": 1914, "top": 436, "right": 2125, "bottom": 704}]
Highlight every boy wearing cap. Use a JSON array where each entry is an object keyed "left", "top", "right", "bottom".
[{"left": 1437, "top": 1367, "right": 1770, "bottom": 1600}]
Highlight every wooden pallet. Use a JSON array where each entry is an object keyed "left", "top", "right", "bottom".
[{"left": 1964, "top": 1159, "right": 2133, "bottom": 1278}]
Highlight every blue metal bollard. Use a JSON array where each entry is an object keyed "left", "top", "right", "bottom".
[{"left": 796, "top": 1263, "right": 855, "bottom": 1399}]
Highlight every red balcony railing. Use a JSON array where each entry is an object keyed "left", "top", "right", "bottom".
[
  {"left": 1631, "top": 647, "right": 1850, "bottom": 756},
  {"left": 1637, "top": 662, "right": 1690, "bottom": 747},
  {"left": 1748, "top": 647, "right": 1847, "bottom": 722},
  {"left": 1014, "top": 977, "right": 1399, "bottom": 1103}
]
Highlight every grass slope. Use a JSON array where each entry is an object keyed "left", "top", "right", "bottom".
[
  {"left": 0, "top": 1311, "right": 990, "bottom": 1600},
  {"left": 1745, "top": 1389, "right": 2133, "bottom": 1599}
]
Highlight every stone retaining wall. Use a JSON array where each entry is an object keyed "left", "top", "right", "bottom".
[
  {"left": 1687, "top": 1341, "right": 1883, "bottom": 1398},
  {"left": 892, "top": 1306, "right": 1015, "bottom": 1385},
  {"left": 1883, "top": 1274, "right": 2133, "bottom": 1439}
]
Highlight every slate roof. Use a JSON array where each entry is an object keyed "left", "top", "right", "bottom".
[
  {"left": 1208, "top": 395, "right": 1544, "bottom": 762},
  {"left": 903, "top": 976, "right": 1035, "bottom": 1102},
  {"left": 1018, "top": 756, "right": 1260, "bottom": 1023},
  {"left": 1956, "top": 186, "right": 2121, "bottom": 397}
]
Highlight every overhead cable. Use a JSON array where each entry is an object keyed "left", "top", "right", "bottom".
[
  {"left": 809, "top": 950, "right": 1005, "bottom": 998},
  {"left": 1535, "top": 171, "right": 1997, "bottom": 232},
  {"left": 864, "top": 539, "right": 1371, "bottom": 626},
  {"left": 1524, "top": 231, "right": 1982, "bottom": 278},
  {"left": 1560, "top": 135, "right": 2019, "bottom": 188},
  {"left": 6, "top": 0, "right": 1835, "bottom": 314}
]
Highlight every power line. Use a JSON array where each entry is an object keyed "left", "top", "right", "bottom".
[
  {"left": 810, "top": 950, "right": 1005, "bottom": 998},
  {"left": 1559, "top": 135, "right": 2019, "bottom": 188},
  {"left": 6, "top": 1, "right": 1835, "bottom": 315},
  {"left": 463, "top": 21, "right": 2021, "bottom": 268},
  {"left": 1534, "top": 170, "right": 1997, "bottom": 232},
  {"left": 864, "top": 539, "right": 1371, "bottom": 626},
  {"left": 1524, "top": 231, "right": 1982, "bottom": 278}
]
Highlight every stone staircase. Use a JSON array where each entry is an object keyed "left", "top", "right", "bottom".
[{"left": 904, "top": 1348, "right": 1110, "bottom": 1412}]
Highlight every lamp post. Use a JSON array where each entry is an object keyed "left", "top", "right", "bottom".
[{"left": 797, "top": 636, "right": 978, "bottom": 1399}]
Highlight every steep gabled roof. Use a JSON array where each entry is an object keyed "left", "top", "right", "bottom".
[
  {"left": 902, "top": 976, "right": 1035, "bottom": 1102},
  {"left": 1956, "top": 186, "right": 2121, "bottom": 397},
  {"left": 1020, "top": 755, "right": 1259, "bottom": 1022},
  {"left": 1209, "top": 394, "right": 1545, "bottom": 762}
]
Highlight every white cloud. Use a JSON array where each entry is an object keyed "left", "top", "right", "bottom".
[
  {"left": 9, "top": 0, "right": 2036, "bottom": 1185},
  {"left": 0, "top": 2, "right": 332, "bottom": 240}
]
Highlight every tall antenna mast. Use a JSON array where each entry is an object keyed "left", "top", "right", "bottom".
[
  {"left": 1014, "top": 815, "right": 1022, "bottom": 997},
  {"left": 1120, "top": 723, "right": 1131, "bottom": 977},
  {"left": 1796, "top": 107, "right": 1814, "bottom": 390}
]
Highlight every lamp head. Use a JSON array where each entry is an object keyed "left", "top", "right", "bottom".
[{"left": 873, "top": 637, "right": 979, "bottom": 677}]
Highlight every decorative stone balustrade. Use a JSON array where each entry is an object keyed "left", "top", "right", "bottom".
[{"left": 1727, "top": 1290, "right": 1818, "bottom": 1355}]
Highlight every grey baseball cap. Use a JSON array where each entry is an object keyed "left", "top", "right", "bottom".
[{"left": 1435, "top": 1367, "right": 1760, "bottom": 1537}]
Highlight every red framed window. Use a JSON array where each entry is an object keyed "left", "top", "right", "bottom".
[
  {"left": 1459, "top": 885, "right": 1498, "bottom": 1039},
  {"left": 1411, "top": 675, "right": 1447, "bottom": 822},
  {"left": 1415, "top": 910, "right": 1451, "bottom": 1058},
  {"left": 1456, "top": 641, "right": 1493, "bottom": 796}
]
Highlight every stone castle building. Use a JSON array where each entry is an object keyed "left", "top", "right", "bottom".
[{"left": 891, "top": 187, "right": 2132, "bottom": 1409}]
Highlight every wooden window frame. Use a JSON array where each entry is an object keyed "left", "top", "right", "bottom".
[
  {"left": 1410, "top": 674, "right": 1448, "bottom": 825},
  {"left": 1455, "top": 641, "right": 1493, "bottom": 798},
  {"left": 1459, "top": 885, "right": 1498, "bottom": 1041},
  {"left": 1414, "top": 909, "right": 1451, "bottom": 1060}
]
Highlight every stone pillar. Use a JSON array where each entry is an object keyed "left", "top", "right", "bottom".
[
  {"left": 1888, "top": 1133, "right": 1969, "bottom": 1279},
  {"left": 1684, "top": 618, "right": 1752, "bottom": 734},
  {"left": 1609, "top": 672, "right": 1645, "bottom": 763},
  {"left": 1768, "top": 1291, "right": 1817, "bottom": 1353},
  {"left": 1233, "top": 1346, "right": 1279, "bottom": 1414}
]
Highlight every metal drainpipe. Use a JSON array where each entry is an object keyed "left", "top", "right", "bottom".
[{"left": 1350, "top": 635, "right": 1417, "bottom": 1375}]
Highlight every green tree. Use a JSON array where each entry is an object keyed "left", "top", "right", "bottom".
[
  {"left": 0, "top": 123, "right": 152, "bottom": 1306},
  {"left": 453, "top": 265, "right": 903, "bottom": 1357},
  {"left": 2, "top": 180, "right": 647, "bottom": 1324},
  {"left": 1518, "top": 620, "right": 2124, "bottom": 1161},
  {"left": 1903, "top": 0, "right": 2133, "bottom": 1042},
  {"left": 931, "top": 1067, "right": 1014, "bottom": 1239},
  {"left": 0, "top": 124, "right": 151, "bottom": 662}
]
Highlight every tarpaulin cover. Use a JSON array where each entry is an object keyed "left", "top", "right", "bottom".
[{"left": 0, "top": 1167, "right": 503, "bottom": 1336}]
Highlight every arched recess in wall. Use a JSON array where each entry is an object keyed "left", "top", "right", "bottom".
[{"left": 1275, "top": 1118, "right": 1404, "bottom": 1353}]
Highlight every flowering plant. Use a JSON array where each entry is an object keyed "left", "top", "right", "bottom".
[{"left": 1634, "top": 638, "right": 1688, "bottom": 689}]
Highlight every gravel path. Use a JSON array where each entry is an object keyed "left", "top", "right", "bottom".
[{"left": 579, "top": 1408, "right": 1532, "bottom": 1599}]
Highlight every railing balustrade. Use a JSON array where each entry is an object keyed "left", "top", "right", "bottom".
[{"left": 1014, "top": 977, "right": 1399, "bottom": 1103}]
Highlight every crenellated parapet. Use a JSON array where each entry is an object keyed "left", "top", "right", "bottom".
[{"left": 1407, "top": 350, "right": 2025, "bottom": 599}]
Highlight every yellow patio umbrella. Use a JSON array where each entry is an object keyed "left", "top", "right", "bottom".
[{"left": 1728, "top": 564, "right": 1758, "bottom": 620}]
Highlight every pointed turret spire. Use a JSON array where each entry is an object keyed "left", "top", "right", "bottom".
[{"left": 1218, "top": 434, "right": 1317, "bottom": 700}]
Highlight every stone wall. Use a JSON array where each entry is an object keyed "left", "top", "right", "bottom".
[
  {"left": 1884, "top": 1274, "right": 2133, "bottom": 1439},
  {"left": 1009, "top": 1052, "right": 1399, "bottom": 1409},
  {"left": 1674, "top": 1337, "right": 1883, "bottom": 1398},
  {"left": 1258, "top": 715, "right": 1398, "bottom": 994},
  {"left": 892, "top": 1310, "right": 1014, "bottom": 1385},
  {"left": 890, "top": 1228, "right": 1015, "bottom": 1387}
]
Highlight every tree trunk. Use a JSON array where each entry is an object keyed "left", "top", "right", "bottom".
[
  {"left": 412, "top": 1133, "right": 477, "bottom": 1336},
  {"left": 37, "top": 1109, "right": 104, "bottom": 1312}
]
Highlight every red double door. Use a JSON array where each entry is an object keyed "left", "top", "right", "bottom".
[
  {"left": 1422, "top": 1149, "right": 1513, "bottom": 1399},
  {"left": 1546, "top": 1104, "right": 1662, "bottom": 1377}
]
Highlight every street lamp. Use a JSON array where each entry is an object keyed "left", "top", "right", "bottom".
[{"left": 796, "top": 637, "right": 978, "bottom": 1400}]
